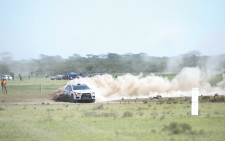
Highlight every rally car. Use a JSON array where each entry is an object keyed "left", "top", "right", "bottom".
[{"left": 63, "top": 84, "right": 95, "bottom": 103}]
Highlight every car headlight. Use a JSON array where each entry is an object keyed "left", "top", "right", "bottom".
[{"left": 91, "top": 92, "right": 95, "bottom": 94}]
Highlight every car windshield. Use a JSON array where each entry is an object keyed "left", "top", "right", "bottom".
[{"left": 73, "top": 85, "right": 90, "bottom": 90}]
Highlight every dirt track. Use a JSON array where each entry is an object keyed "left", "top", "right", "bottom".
[{"left": 1, "top": 98, "right": 147, "bottom": 105}]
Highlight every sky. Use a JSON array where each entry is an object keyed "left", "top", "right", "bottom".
[{"left": 0, "top": 0, "right": 225, "bottom": 60}]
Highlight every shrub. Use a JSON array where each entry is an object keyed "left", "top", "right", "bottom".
[
  {"left": 198, "top": 110, "right": 201, "bottom": 115},
  {"left": 82, "top": 111, "right": 98, "bottom": 117},
  {"left": 199, "top": 129, "right": 205, "bottom": 134},
  {"left": 163, "top": 122, "right": 192, "bottom": 134},
  {"left": 137, "top": 111, "right": 144, "bottom": 116},
  {"left": 0, "top": 106, "right": 5, "bottom": 111},
  {"left": 214, "top": 110, "right": 219, "bottom": 114},
  {"left": 101, "top": 112, "right": 117, "bottom": 117},
  {"left": 151, "top": 112, "right": 158, "bottom": 118},
  {"left": 206, "top": 112, "right": 211, "bottom": 118},
  {"left": 210, "top": 96, "right": 225, "bottom": 102},
  {"left": 137, "top": 107, "right": 142, "bottom": 110},
  {"left": 44, "top": 115, "right": 53, "bottom": 121},
  {"left": 82, "top": 111, "right": 117, "bottom": 117},
  {"left": 92, "top": 104, "right": 104, "bottom": 110},
  {"left": 123, "top": 111, "right": 133, "bottom": 117},
  {"left": 158, "top": 99, "right": 164, "bottom": 105},
  {"left": 160, "top": 115, "right": 165, "bottom": 120},
  {"left": 186, "top": 111, "right": 191, "bottom": 115},
  {"left": 142, "top": 99, "right": 148, "bottom": 104},
  {"left": 173, "top": 101, "right": 178, "bottom": 104}
]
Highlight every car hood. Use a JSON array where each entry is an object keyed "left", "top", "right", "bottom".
[{"left": 73, "top": 89, "right": 93, "bottom": 93}]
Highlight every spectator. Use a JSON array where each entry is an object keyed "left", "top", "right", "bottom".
[
  {"left": 20, "top": 76, "right": 22, "bottom": 81},
  {"left": 1, "top": 79, "right": 7, "bottom": 94}
]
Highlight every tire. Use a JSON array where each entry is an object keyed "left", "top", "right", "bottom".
[
  {"left": 71, "top": 95, "right": 75, "bottom": 103},
  {"left": 91, "top": 99, "right": 95, "bottom": 103}
]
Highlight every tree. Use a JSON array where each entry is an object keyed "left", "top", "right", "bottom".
[
  {"left": 0, "top": 52, "right": 13, "bottom": 63},
  {"left": 0, "top": 64, "right": 10, "bottom": 75}
]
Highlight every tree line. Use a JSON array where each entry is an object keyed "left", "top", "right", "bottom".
[{"left": 0, "top": 51, "right": 225, "bottom": 76}]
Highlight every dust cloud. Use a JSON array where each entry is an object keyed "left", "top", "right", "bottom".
[{"left": 61, "top": 67, "right": 225, "bottom": 101}]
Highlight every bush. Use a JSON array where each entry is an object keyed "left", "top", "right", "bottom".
[
  {"left": 210, "top": 96, "right": 225, "bottom": 102},
  {"left": 92, "top": 104, "right": 104, "bottom": 110},
  {"left": 163, "top": 122, "right": 192, "bottom": 134},
  {"left": 142, "top": 99, "right": 148, "bottom": 104},
  {"left": 214, "top": 110, "right": 219, "bottom": 114},
  {"left": 160, "top": 115, "right": 165, "bottom": 120},
  {"left": 151, "top": 112, "right": 158, "bottom": 118},
  {"left": 137, "top": 111, "right": 144, "bottom": 116},
  {"left": 123, "top": 111, "right": 133, "bottom": 117},
  {"left": 0, "top": 106, "right": 5, "bottom": 111},
  {"left": 157, "top": 99, "right": 164, "bottom": 105},
  {"left": 173, "top": 101, "right": 178, "bottom": 104},
  {"left": 82, "top": 111, "right": 98, "bottom": 117}
]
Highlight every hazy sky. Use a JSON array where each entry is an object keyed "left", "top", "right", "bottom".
[{"left": 0, "top": 0, "right": 224, "bottom": 60}]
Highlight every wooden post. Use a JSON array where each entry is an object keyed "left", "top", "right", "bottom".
[{"left": 41, "top": 84, "right": 42, "bottom": 93}]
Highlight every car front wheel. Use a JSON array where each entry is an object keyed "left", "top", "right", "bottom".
[{"left": 71, "top": 95, "right": 76, "bottom": 103}]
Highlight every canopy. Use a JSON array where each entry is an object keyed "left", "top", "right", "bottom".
[{"left": 65, "top": 72, "right": 79, "bottom": 77}]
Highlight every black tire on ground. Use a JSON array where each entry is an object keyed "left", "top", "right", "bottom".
[
  {"left": 71, "top": 95, "right": 75, "bottom": 103},
  {"left": 91, "top": 99, "right": 95, "bottom": 103}
]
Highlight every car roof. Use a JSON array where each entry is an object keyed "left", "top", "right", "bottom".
[{"left": 71, "top": 84, "right": 87, "bottom": 86}]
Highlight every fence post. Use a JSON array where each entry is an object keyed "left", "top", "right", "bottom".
[{"left": 41, "top": 84, "right": 42, "bottom": 93}]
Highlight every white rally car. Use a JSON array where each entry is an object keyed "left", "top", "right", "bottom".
[{"left": 63, "top": 84, "right": 95, "bottom": 103}]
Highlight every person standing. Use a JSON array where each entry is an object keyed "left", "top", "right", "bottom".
[
  {"left": 12, "top": 75, "right": 14, "bottom": 80},
  {"left": 29, "top": 75, "right": 30, "bottom": 79},
  {"left": 1, "top": 79, "right": 7, "bottom": 94},
  {"left": 20, "top": 76, "right": 22, "bottom": 81}
]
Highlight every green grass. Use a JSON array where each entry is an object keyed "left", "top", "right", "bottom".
[
  {"left": 1, "top": 103, "right": 225, "bottom": 140},
  {"left": 0, "top": 76, "right": 225, "bottom": 140}
]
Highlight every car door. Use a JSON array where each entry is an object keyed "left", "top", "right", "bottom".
[
  {"left": 63, "top": 85, "right": 70, "bottom": 95},
  {"left": 68, "top": 85, "right": 73, "bottom": 96}
]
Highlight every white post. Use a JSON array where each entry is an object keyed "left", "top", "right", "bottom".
[{"left": 192, "top": 88, "right": 199, "bottom": 115}]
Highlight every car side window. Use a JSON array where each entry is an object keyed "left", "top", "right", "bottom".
[
  {"left": 69, "top": 85, "right": 72, "bottom": 91},
  {"left": 66, "top": 85, "right": 70, "bottom": 90}
]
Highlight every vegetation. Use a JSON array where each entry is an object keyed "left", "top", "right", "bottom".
[
  {"left": 1, "top": 51, "right": 225, "bottom": 76},
  {"left": 0, "top": 77, "right": 225, "bottom": 140}
]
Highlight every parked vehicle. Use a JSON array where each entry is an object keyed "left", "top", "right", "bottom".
[
  {"left": 56, "top": 75, "right": 63, "bottom": 80},
  {"left": 93, "top": 73, "right": 103, "bottom": 77},
  {"left": 1, "top": 75, "right": 12, "bottom": 81},
  {"left": 62, "top": 75, "right": 74, "bottom": 80},
  {"left": 80, "top": 73, "right": 89, "bottom": 78}
]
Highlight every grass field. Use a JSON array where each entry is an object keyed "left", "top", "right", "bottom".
[{"left": 0, "top": 75, "right": 225, "bottom": 141}]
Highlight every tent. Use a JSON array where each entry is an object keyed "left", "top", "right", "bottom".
[{"left": 65, "top": 72, "right": 79, "bottom": 78}]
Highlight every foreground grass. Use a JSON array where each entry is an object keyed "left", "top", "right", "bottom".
[
  {"left": 0, "top": 76, "right": 224, "bottom": 140},
  {"left": 0, "top": 102, "right": 225, "bottom": 141}
]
